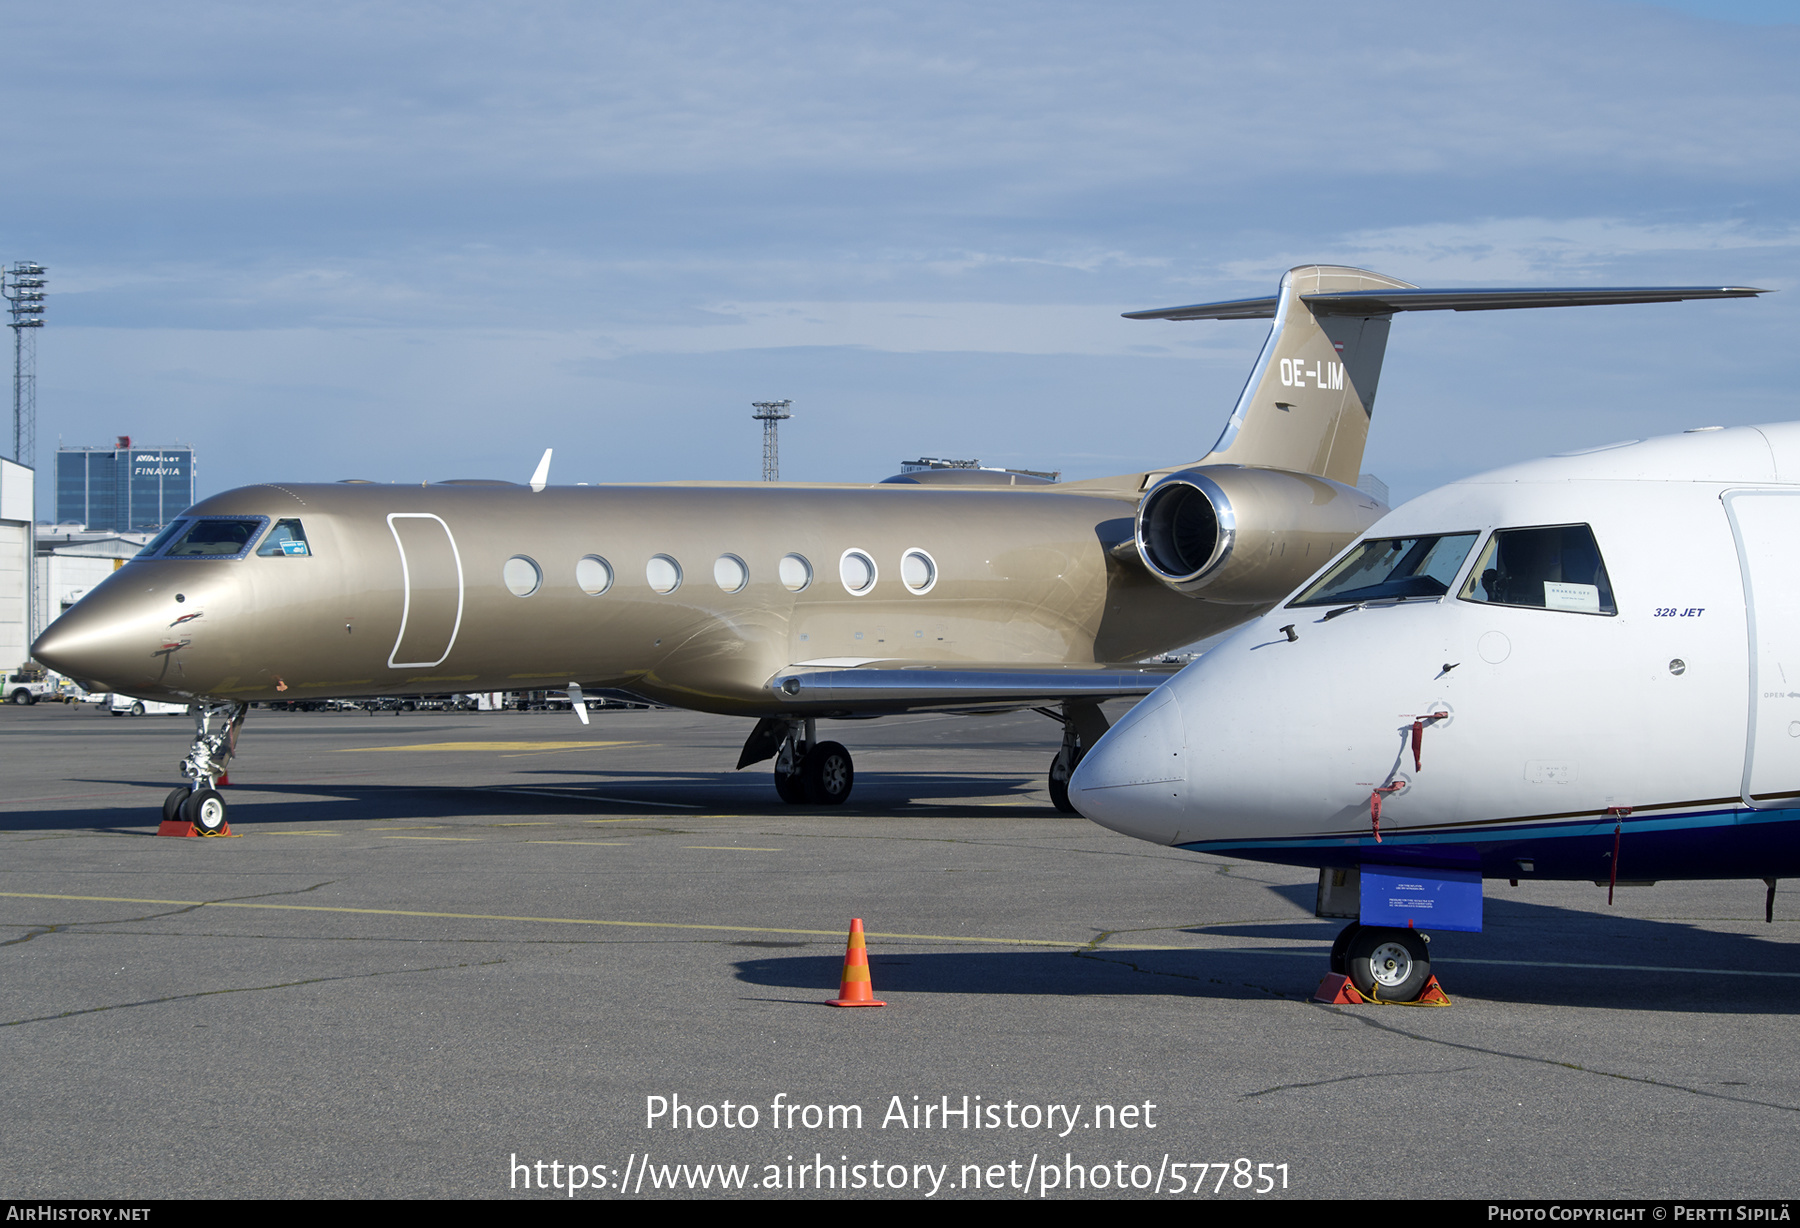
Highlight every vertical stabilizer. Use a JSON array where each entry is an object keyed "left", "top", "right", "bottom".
[{"left": 1201, "top": 265, "right": 1407, "bottom": 486}]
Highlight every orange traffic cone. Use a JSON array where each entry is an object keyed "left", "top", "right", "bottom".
[{"left": 826, "top": 918, "right": 887, "bottom": 1007}]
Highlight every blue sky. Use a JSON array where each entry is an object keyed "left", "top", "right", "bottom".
[{"left": 7, "top": 0, "right": 1797, "bottom": 512}]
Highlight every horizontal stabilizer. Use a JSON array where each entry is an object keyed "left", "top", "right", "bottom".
[{"left": 1125, "top": 284, "right": 1766, "bottom": 321}]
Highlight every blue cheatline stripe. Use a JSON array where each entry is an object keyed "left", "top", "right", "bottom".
[{"left": 1175, "top": 804, "right": 1766, "bottom": 856}]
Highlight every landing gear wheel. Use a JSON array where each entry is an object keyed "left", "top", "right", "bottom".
[
  {"left": 181, "top": 787, "right": 228, "bottom": 834},
  {"left": 800, "top": 741, "right": 854, "bottom": 805},
  {"left": 774, "top": 765, "right": 807, "bottom": 804},
  {"left": 162, "top": 787, "right": 191, "bottom": 824},
  {"left": 1345, "top": 926, "right": 1430, "bottom": 1001},
  {"left": 1329, "top": 921, "right": 1362, "bottom": 975},
  {"left": 1047, "top": 751, "right": 1077, "bottom": 814}
]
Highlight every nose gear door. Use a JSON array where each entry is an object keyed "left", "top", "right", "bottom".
[{"left": 386, "top": 513, "right": 465, "bottom": 669}]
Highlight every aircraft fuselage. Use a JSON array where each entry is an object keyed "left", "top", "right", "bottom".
[{"left": 37, "top": 478, "right": 1339, "bottom": 714}]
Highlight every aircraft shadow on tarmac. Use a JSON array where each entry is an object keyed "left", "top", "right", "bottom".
[
  {"left": 731, "top": 883, "right": 1800, "bottom": 1013},
  {"left": 8, "top": 769, "right": 1050, "bottom": 833}
]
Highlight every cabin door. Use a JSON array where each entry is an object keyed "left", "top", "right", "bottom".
[
  {"left": 387, "top": 513, "right": 465, "bottom": 670},
  {"left": 1724, "top": 490, "right": 1800, "bottom": 808}
]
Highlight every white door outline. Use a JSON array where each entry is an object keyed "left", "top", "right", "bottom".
[
  {"left": 387, "top": 512, "right": 466, "bottom": 669},
  {"left": 1724, "top": 489, "right": 1800, "bottom": 810}
]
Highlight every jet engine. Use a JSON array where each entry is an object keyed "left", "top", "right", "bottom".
[{"left": 1133, "top": 466, "right": 1385, "bottom": 604}]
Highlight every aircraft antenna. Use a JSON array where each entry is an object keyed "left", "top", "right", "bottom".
[
  {"left": 4, "top": 262, "right": 45, "bottom": 648},
  {"left": 751, "top": 399, "right": 792, "bottom": 482}
]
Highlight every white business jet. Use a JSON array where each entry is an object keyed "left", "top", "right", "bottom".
[{"left": 1071, "top": 422, "right": 1800, "bottom": 1001}]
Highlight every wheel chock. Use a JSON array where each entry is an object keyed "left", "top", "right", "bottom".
[
  {"left": 1312, "top": 972, "right": 1453, "bottom": 1006},
  {"left": 155, "top": 819, "right": 235, "bottom": 838},
  {"left": 826, "top": 918, "right": 887, "bottom": 1007},
  {"left": 1414, "top": 975, "right": 1452, "bottom": 1006},
  {"left": 1313, "top": 973, "right": 1367, "bottom": 1004}
]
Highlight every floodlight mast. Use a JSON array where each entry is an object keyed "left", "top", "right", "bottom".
[
  {"left": 3, "top": 263, "right": 44, "bottom": 466},
  {"left": 4, "top": 262, "right": 45, "bottom": 649},
  {"left": 750, "top": 399, "right": 792, "bottom": 482}
]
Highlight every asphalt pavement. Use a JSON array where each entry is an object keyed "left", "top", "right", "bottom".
[{"left": 2, "top": 701, "right": 1795, "bottom": 1199}]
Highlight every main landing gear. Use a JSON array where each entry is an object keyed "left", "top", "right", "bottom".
[
  {"left": 160, "top": 701, "right": 247, "bottom": 835},
  {"left": 1042, "top": 700, "right": 1111, "bottom": 814},
  {"left": 1329, "top": 922, "right": 1433, "bottom": 1001},
  {"left": 740, "top": 716, "right": 855, "bottom": 805}
]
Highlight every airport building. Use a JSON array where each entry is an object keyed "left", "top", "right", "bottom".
[
  {"left": 55, "top": 438, "right": 195, "bottom": 534},
  {"left": 0, "top": 459, "right": 31, "bottom": 670}
]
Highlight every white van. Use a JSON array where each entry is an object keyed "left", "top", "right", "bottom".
[{"left": 109, "top": 694, "right": 189, "bottom": 717}]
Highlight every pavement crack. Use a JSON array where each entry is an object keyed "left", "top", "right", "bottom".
[
  {"left": 3, "top": 959, "right": 505, "bottom": 1028},
  {"left": 208, "top": 880, "right": 339, "bottom": 904},
  {"left": 1243, "top": 1064, "right": 1478, "bottom": 1099},
  {"left": 1, "top": 924, "right": 60, "bottom": 948},
  {"left": 1075, "top": 946, "right": 1292, "bottom": 998},
  {"left": 1324, "top": 1006, "right": 1800, "bottom": 1114}
]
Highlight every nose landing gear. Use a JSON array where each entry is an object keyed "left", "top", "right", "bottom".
[
  {"left": 1319, "top": 922, "right": 1447, "bottom": 1005},
  {"left": 158, "top": 701, "right": 247, "bottom": 837}
]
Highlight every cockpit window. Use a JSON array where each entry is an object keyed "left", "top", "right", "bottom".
[
  {"left": 162, "top": 516, "right": 270, "bottom": 560},
  {"left": 135, "top": 520, "right": 189, "bottom": 559},
  {"left": 1460, "top": 524, "right": 1616, "bottom": 615},
  {"left": 256, "top": 518, "right": 312, "bottom": 557},
  {"left": 1289, "top": 532, "right": 1480, "bottom": 607}
]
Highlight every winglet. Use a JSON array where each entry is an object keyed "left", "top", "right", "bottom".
[{"left": 530, "top": 448, "right": 553, "bottom": 492}]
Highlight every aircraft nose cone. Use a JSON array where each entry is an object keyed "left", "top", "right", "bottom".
[
  {"left": 1070, "top": 688, "right": 1189, "bottom": 844},
  {"left": 31, "top": 586, "right": 164, "bottom": 691}
]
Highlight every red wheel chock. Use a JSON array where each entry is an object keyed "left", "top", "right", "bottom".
[
  {"left": 1313, "top": 973, "right": 1451, "bottom": 1007},
  {"left": 156, "top": 820, "right": 235, "bottom": 838}
]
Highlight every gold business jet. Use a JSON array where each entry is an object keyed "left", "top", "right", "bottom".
[{"left": 31, "top": 266, "right": 1761, "bottom": 832}]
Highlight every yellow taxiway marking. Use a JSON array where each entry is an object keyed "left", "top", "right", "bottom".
[
  {"left": 380, "top": 835, "right": 483, "bottom": 842},
  {"left": 340, "top": 741, "right": 634, "bottom": 754},
  {"left": 494, "top": 822, "right": 553, "bottom": 827},
  {"left": 8, "top": 891, "right": 1800, "bottom": 975},
  {"left": 684, "top": 846, "right": 782, "bottom": 852},
  {"left": 256, "top": 831, "right": 340, "bottom": 837},
  {"left": 526, "top": 840, "right": 628, "bottom": 846},
  {"left": 0, "top": 892, "right": 1090, "bottom": 947}
]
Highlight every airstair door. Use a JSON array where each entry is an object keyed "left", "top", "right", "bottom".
[{"left": 387, "top": 513, "right": 465, "bottom": 670}]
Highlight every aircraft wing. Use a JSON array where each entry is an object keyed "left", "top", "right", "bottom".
[
  {"left": 1123, "top": 284, "right": 1766, "bottom": 321},
  {"left": 764, "top": 661, "right": 1181, "bottom": 715}
]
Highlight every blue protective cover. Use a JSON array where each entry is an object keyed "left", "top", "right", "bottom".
[{"left": 1359, "top": 863, "right": 1483, "bottom": 932}]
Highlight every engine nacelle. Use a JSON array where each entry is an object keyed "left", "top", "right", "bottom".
[{"left": 1134, "top": 466, "right": 1386, "bottom": 604}]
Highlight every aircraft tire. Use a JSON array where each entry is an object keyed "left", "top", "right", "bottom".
[
  {"left": 1344, "top": 926, "right": 1430, "bottom": 1001},
  {"left": 162, "top": 787, "right": 191, "bottom": 824},
  {"left": 1047, "top": 752, "right": 1077, "bottom": 814},
  {"left": 774, "top": 765, "right": 807, "bottom": 804},
  {"left": 1328, "top": 921, "right": 1361, "bottom": 975},
  {"left": 181, "top": 788, "right": 228, "bottom": 834},
  {"left": 801, "top": 742, "right": 854, "bottom": 805}
]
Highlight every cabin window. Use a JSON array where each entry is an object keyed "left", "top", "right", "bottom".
[
  {"left": 576, "top": 555, "right": 613, "bottom": 595},
  {"left": 900, "top": 548, "right": 937, "bottom": 594},
  {"left": 162, "top": 516, "right": 270, "bottom": 560},
  {"left": 647, "top": 554, "right": 683, "bottom": 594},
  {"left": 779, "top": 553, "right": 812, "bottom": 592},
  {"left": 503, "top": 555, "right": 542, "bottom": 597},
  {"left": 714, "top": 554, "right": 748, "bottom": 593},
  {"left": 256, "top": 519, "right": 312, "bottom": 557},
  {"left": 136, "top": 520, "right": 189, "bottom": 559},
  {"left": 840, "top": 549, "right": 877, "bottom": 596},
  {"left": 1290, "top": 532, "right": 1479, "bottom": 607},
  {"left": 1460, "top": 524, "right": 1616, "bottom": 615}
]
